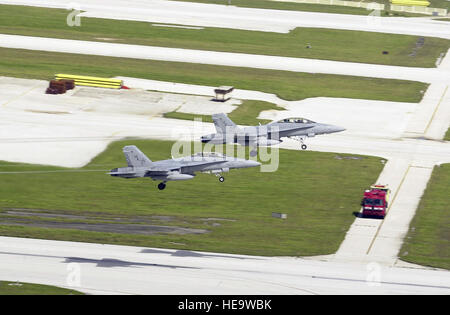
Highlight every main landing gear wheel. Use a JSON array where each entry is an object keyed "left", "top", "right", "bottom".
[
  {"left": 301, "top": 144, "right": 307, "bottom": 150},
  {"left": 219, "top": 176, "right": 225, "bottom": 183},
  {"left": 250, "top": 150, "right": 257, "bottom": 157},
  {"left": 158, "top": 182, "right": 166, "bottom": 190}
]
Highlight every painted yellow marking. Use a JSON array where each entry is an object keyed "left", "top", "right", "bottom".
[
  {"left": 423, "top": 85, "right": 448, "bottom": 134},
  {"left": 365, "top": 164, "right": 412, "bottom": 255},
  {"left": 1, "top": 84, "right": 41, "bottom": 107}
]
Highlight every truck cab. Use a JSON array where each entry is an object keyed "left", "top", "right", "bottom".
[
  {"left": 370, "top": 184, "right": 391, "bottom": 204},
  {"left": 362, "top": 188, "right": 388, "bottom": 218}
]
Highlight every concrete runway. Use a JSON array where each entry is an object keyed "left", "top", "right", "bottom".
[
  {"left": 0, "top": 236, "right": 449, "bottom": 295},
  {"left": 1, "top": 75, "right": 449, "bottom": 272},
  {"left": 0, "top": 55, "right": 448, "bottom": 292},
  {"left": 3, "top": 76, "right": 449, "bottom": 166},
  {"left": 1, "top": 0, "right": 450, "bottom": 38},
  {"left": 0, "top": 34, "right": 448, "bottom": 84}
]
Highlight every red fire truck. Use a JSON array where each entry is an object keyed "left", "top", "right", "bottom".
[{"left": 361, "top": 185, "right": 390, "bottom": 218}]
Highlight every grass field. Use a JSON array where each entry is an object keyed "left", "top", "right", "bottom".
[
  {"left": 164, "top": 100, "right": 283, "bottom": 125},
  {"left": 0, "top": 5, "right": 448, "bottom": 68},
  {"left": 176, "top": 0, "right": 450, "bottom": 10},
  {"left": 353, "top": 0, "right": 449, "bottom": 10},
  {"left": 0, "top": 281, "right": 84, "bottom": 295},
  {"left": 399, "top": 164, "right": 450, "bottom": 270},
  {"left": 444, "top": 128, "right": 450, "bottom": 141},
  {"left": 428, "top": 0, "right": 450, "bottom": 10},
  {"left": 0, "top": 47, "right": 428, "bottom": 103},
  {"left": 0, "top": 140, "right": 385, "bottom": 256},
  {"left": 164, "top": 111, "right": 214, "bottom": 123},
  {"left": 170, "top": 0, "right": 429, "bottom": 15}
]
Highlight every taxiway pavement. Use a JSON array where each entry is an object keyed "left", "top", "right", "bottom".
[
  {"left": 0, "top": 34, "right": 448, "bottom": 84},
  {"left": 1, "top": 0, "right": 449, "bottom": 38},
  {"left": 0, "top": 236, "right": 449, "bottom": 295}
]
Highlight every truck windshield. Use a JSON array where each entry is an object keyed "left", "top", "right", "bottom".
[{"left": 365, "top": 198, "right": 383, "bottom": 206}]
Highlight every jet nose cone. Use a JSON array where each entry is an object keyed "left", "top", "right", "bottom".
[
  {"left": 245, "top": 160, "right": 261, "bottom": 168},
  {"left": 328, "top": 125, "right": 346, "bottom": 133},
  {"left": 201, "top": 133, "right": 216, "bottom": 143},
  {"left": 201, "top": 135, "right": 211, "bottom": 143}
]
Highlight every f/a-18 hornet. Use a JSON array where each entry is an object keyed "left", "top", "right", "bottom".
[
  {"left": 201, "top": 113, "right": 345, "bottom": 155},
  {"left": 109, "top": 145, "right": 261, "bottom": 190}
]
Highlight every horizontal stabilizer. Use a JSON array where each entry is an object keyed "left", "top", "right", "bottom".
[{"left": 108, "top": 167, "right": 137, "bottom": 178}]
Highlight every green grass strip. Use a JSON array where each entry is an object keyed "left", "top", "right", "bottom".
[
  {"left": 164, "top": 100, "right": 283, "bottom": 125},
  {"left": 0, "top": 140, "right": 385, "bottom": 256},
  {"left": 0, "top": 281, "right": 84, "bottom": 295},
  {"left": 0, "top": 47, "right": 428, "bottom": 103},
  {"left": 0, "top": 5, "right": 448, "bottom": 68},
  {"left": 444, "top": 128, "right": 450, "bottom": 141},
  {"left": 399, "top": 164, "right": 450, "bottom": 269},
  {"left": 169, "top": 0, "right": 430, "bottom": 15}
]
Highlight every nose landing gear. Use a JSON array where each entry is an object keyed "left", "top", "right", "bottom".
[
  {"left": 292, "top": 136, "right": 307, "bottom": 150},
  {"left": 158, "top": 182, "right": 167, "bottom": 190}
]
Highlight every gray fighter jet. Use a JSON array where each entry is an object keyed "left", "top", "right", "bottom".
[
  {"left": 109, "top": 145, "right": 261, "bottom": 190},
  {"left": 201, "top": 114, "right": 345, "bottom": 155}
]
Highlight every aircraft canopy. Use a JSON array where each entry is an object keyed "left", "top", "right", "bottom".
[
  {"left": 191, "top": 152, "right": 226, "bottom": 158},
  {"left": 277, "top": 118, "right": 315, "bottom": 124}
]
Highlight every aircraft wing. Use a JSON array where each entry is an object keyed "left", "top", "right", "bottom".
[
  {"left": 269, "top": 124, "right": 312, "bottom": 136},
  {"left": 145, "top": 160, "right": 227, "bottom": 176},
  {"left": 177, "top": 160, "right": 227, "bottom": 174},
  {"left": 144, "top": 170, "right": 171, "bottom": 177}
]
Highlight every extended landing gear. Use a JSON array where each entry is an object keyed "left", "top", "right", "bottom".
[
  {"left": 292, "top": 136, "right": 307, "bottom": 150},
  {"left": 250, "top": 149, "right": 258, "bottom": 157},
  {"left": 215, "top": 173, "right": 225, "bottom": 183},
  {"left": 158, "top": 182, "right": 167, "bottom": 190}
]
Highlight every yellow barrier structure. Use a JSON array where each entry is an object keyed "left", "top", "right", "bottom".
[
  {"left": 271, "top": 0, "right": 385, "bottom": 10},
  {"left": 390, "top": 4, "right": 447, "bottom": 15},
  {"left": 55, "top": 74, "right": 123, "bottom": 89},
  {"left": 390, "top": 0, "right": 430, "bottom": 6}
]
